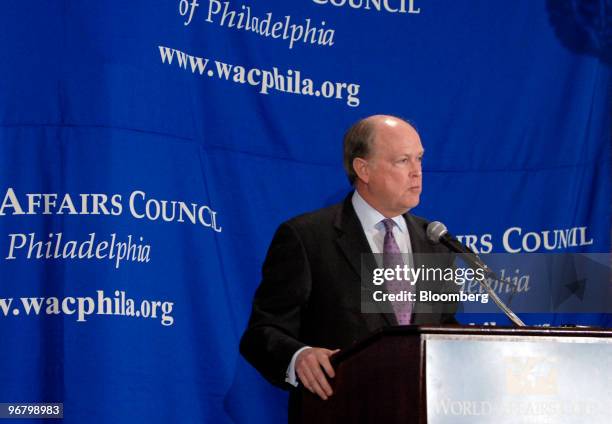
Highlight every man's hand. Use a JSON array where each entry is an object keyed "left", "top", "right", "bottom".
[{"left": 295, "top": 347, "right": 340, "bottom": 400}]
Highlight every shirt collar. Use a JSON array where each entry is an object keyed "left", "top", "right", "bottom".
[{"left": 351, "top": 190, "right": 407, "bottom": 233}]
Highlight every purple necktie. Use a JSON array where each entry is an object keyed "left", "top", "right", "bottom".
[{"left": 382, "top": 218, "right": 413, "bottom": 325}]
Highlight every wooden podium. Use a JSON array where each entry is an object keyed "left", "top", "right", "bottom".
[{"left": 301, "top": 325, "right": 612, "bottom": 424}]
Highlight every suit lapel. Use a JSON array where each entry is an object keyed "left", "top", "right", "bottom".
[
  {"left": 333, "top": 196, "right": 372, "bottom": 279},
  {"left": 334, "top": 194, "right": 397, "bottom": 326},
  {"left": 403, "top": 213, "right": 444, "bottom": 318},
  {"left": 404, "top": 213, "right": 433, "bottom": 258}
]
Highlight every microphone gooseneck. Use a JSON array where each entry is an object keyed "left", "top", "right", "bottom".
[{"left": 426, "top": 221, "right": 526, "bottom": 327}]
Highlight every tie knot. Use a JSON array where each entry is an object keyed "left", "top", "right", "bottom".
[{"left": 382, "top": 218, "right": 395, "bottom": 233}]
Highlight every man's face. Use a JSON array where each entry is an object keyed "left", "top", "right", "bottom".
[{"left": 363, "top": 119, "right": 424, "bottom": 216}]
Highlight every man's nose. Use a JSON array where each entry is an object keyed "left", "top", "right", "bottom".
[{"left": 409, "top": 162, "right": 422, "bottom": 177}]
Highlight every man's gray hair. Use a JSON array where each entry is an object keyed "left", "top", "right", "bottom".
[{"left": 342, "top": 117, "right": 377, "bottom": 185}]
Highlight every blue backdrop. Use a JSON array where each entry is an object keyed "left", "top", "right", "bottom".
[{"left": 0, "top": 1, "right": 610, "bottom": 423}]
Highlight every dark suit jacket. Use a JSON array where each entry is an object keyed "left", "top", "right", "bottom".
[{"left": 240, "top": 194, "right": 458, "bottom": 419}]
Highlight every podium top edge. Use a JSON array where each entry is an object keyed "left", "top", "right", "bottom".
[
  {"left": 332, "top": 325, "right": 612, "bottom": 365},
  {"left": 384, "top": 324, "right": 612, "bottom": 338}
]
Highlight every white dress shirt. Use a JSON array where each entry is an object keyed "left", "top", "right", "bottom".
[{"left": 351, "top": 190, "right": 413, "bottom": 256}]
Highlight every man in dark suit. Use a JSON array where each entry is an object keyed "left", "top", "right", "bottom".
[{"left": 240, "top": 115, "right": 458, "bottom": 419}]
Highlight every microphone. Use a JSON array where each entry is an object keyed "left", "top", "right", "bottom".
[
  {"left": 426, "top": 221, "right": 526, "bottom": 327},
  {"left": 426, "top": 221, "right": 491, "bottom": 273}
]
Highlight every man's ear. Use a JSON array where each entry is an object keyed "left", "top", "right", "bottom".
[{"left": 353, "top": 157, "right": 369, "bottom": 184}]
